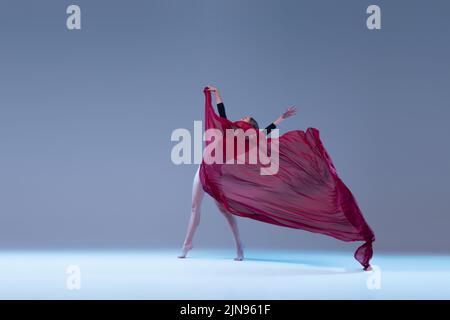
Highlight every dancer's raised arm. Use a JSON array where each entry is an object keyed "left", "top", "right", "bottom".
[
  {"left": 206, "top": 86, "right": 227, "bottom": 118},
  {"left": 264, "top": 106, "right": 297, "bottom": 135},
  {"left": 273, "top": 106, "right": 297, "bottom": 126}
]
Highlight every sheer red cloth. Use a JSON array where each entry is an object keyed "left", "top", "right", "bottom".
[{"left": 199, "top": 87, "right": 375, "bottom": 269}]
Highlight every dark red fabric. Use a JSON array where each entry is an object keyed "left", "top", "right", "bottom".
[{"left": 199, "top": 87, "right": 375, "bottom": 269}]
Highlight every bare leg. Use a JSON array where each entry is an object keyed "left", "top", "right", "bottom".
[
  {"left": 215, "top": 201, "right": 244, "bottom": 261},
  {"left": 178, "top": 167, "right": 204, "bottom": 258}
]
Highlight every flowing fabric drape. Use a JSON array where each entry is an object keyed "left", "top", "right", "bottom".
[{"left": 199, "top": 87, "right": 375, "bottom": 269}]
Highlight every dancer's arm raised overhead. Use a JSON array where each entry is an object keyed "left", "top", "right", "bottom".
[{"left": 206, "top": 86, "right": 227, "bottom": 118}]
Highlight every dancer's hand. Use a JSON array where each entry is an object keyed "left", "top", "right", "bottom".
[
  {"left": 274, "top": 106, "right": 297, "bottom": 125},
  {"left": 207, "top": 86, "right": 223, "bottom": 104},
  {"left": 281, "top": 106, "right": 297, "bottom": 119},
  {"left": 207, "top": 86, "right": 218, "bottom": 93}
]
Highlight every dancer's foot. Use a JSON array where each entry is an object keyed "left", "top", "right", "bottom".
[
  {"left": 177, "top": 244, "right": 193, "bottom": 258},
  {"left": 234, "top": 244, "right": 244, "bottom": 261}
]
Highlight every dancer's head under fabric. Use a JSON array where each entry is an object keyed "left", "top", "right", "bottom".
[{"left": 240, "top": 116, "right": 259, "bottom": 130}]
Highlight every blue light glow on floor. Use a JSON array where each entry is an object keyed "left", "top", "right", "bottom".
[{"left": 1, "top": 249, "right": 449, "bottom": 299}]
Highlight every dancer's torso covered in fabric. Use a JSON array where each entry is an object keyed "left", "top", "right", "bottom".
[{"left": 199, "top": 88, "right": 375, "bottom": 269}]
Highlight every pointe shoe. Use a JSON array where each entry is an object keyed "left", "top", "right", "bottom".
[
  {"left": 234, "top": 243, "right": 245, "bottom": 261},
  {"left": 177, "top": 244, "right": 193, "bottom": 258}
]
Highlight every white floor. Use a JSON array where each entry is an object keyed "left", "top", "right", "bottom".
[{"left": 0, "top": 249, "right": 449, "bottom": 299}]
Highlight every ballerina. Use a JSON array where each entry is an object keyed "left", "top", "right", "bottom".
[
  {"left": 179, "top": 86, "right": 374, "bottom": 270},
  {"left": 178, "top": 86, "right": 296, "bottom": 260}
]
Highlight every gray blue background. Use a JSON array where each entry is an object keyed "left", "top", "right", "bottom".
[{"left": 0, "top": 0, "right": 449, "bottom": 253}]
